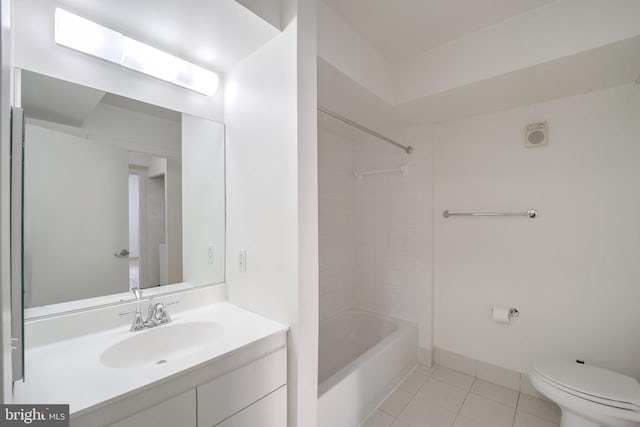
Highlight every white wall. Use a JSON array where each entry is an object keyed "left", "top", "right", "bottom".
[
  {"left": 225, "top": 16, "right": 300, "bottom": 419},
  {"left": 181, "top": 114, "right": 225, "bottom": 286},
  {"left": 83, "top": 103, "right": 181, "bottom": 158},
  {"left": 433, "top": 84, "right": 640, "bottom": 379},
  {"left": 317, "top": 0, "right": 393, "bottom": 102},
  {"left": 165, "top": 158, "right": 182, "bottom": 285},
  {"left": 143, "top": 175, "right": 165, "bottom": 287},
  {"left": 352, "top": 126, "right": 434, "bottom": 360},
  {"left": 128, "top": 175, "right": 139, "bottom": 258},
  {"left": 295, "top": 1, "right": 320, "bottom": 424},
  {"left": 318, "top": 128, "right": 354, "bottom": 320},
  {"left": 14, "top": 0, "right": 224, "bottom": 122},
  {"left": 225, "top": 3, "right": 319, "bottom": 424}
]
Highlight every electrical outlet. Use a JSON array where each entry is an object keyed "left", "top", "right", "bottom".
[
  {"left": 238, "top": 250, "right": 247, "bottom": 272},
  {"left": 208, "top": 244, "right": 214, "bottom": 264}
]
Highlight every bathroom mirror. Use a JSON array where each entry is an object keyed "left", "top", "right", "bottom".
[{"left": 19, "top": 69, "right": 226, "bottom": 317}]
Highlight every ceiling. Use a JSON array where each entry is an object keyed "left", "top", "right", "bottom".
[
  {"left": 21, "top": 70, "right": 105, "bottom": 127},
  {"left": 21, "top": 70, "right": 180, "bottom": 126},
  {"left": 322, "top": 0, "right": 555, "bottom": 61},
  {"left": 54, "top": 0, "right": 280, "bottom": 72},
  {"left": 318, "top": 35, "right": 640, "bottom": 138},
  {"left": 317, "top": 0, "right": 640, "bottom": 141}
]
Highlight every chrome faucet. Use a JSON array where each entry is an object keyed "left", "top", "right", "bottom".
[
  {"left": 128, "top": 308, "right": 146, "bottom": 332},
  {"left": 131, "top": 287, "right": 143, "bottom": 300},
  {"left": 146, "top": 302, "right": 171, "bottom": 326},
  {"left": 122, "top": 301, "right": 178, "bottom": 332}
]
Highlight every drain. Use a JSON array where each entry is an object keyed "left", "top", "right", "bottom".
[{"left": 156, "top": 359, "right": 168, "bottom": 365}]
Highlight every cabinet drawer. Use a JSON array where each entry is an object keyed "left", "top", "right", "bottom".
[
  {"left": 109, "top": 389, "right": 196, "bottom": 427},
  {"left": 197, "top": 348, "right": 286, "bottom": 427},
  {"left": 216, "top": 386, "right": 286, "bottom": 427}
]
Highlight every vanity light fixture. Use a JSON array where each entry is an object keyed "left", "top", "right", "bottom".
[{"left": 54, "top": 8, "right": 219, "bottom": 96}]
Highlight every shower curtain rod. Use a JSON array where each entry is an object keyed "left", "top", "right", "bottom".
[{"left": 318, "top": 106, "right": 414, "bottom": 154}]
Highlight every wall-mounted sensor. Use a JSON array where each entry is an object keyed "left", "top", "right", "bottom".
[{"left": 525, "top": 122, "right": 548, "bottom": 148}]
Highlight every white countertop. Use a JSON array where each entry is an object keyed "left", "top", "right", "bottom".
[{"left": 12, "top": 302, "right": 288, "bottom": 415}]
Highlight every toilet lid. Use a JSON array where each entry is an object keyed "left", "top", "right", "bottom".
[{"left": 533, "top": 360, "right": 640, "bottom": 410}]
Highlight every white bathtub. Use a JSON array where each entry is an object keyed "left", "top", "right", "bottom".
[{"left": 318, "top": 310, "right": 418, "bottom": 427}]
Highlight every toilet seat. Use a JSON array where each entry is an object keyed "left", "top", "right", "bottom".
[{"left": 533, "top": 361, "right": 640, "bottom": 411}]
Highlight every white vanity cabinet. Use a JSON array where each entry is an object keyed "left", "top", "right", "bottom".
[
  {"left": 95, "top": 334, "right": 287, "bottom": 427},
  {"left": 105, "top": 346, "right": 287, "bottom": 427},
  {"left": 110, "top": 390, "right": 196, "bottom": 427},
  {"left": 215, "top": 386, "right": 287, "bottom": 427},
  {"left": 17, "top": 300, "right": 289, "bottom": 427},
  {"left": 197, "top": 348, "right": 287, "bottom": 426}
]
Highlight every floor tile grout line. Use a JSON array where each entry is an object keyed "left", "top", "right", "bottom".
[
  {"left": 397, "top": 366, "right": 435, "bottom": 426},
  {"left": 378, "top": 364, "right": 435, "bottom": 427},
  {"left": 365, "top": 363, "right": 558, "bottom": 427},
  {"left": 511, "top": 391, "right": 522, "bottom": 427},
  {"left": 449, "top": 377, "right": 476, "bottom": 426},
  {"left": 375, "top": 363, "right": 426, "bottom": 425}
]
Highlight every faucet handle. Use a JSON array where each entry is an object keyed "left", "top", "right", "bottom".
[
  {"left": 145, "top": 302, "right": 173, "bottom": 324},
  {"left": 120, "top": 308, "right": 145, "bottom": 332}
]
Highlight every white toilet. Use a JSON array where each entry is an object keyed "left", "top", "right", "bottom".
[{"left": 531, "top": 360, "right": 640, "bottom": 427}]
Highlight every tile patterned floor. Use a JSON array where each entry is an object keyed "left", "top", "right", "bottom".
[{"left": 362, "top": 365, "right": 561, "bottom": 427}]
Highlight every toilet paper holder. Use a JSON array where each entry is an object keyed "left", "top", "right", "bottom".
[{"left": 490, "top": 307, "right": 520, "bottom": 318}]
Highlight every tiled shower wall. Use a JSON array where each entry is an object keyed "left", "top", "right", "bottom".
[
  {"left": 319, "top": 125, "right": 433, "bottom": 353},
  {"left": 318, "top": 128, "right": 355, "bottom": 320},
  {"left": 353, "top": 127, "right": 431, "bottom": 329}
]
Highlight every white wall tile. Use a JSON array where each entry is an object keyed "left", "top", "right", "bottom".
[
  {"left": 319, "top": 124, "right": 434, "bottom": 354},
  {"left": 318, "top": 129, "right": 355, "bottom": 320},
  {"left": 352, "top": 130, "right": 431, "bottom": 332}
]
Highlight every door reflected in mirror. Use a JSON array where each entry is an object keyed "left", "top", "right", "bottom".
[{"left": 21, "top": 69, "right": 225, "bottom": 312}]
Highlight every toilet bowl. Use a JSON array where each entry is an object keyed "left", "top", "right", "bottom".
[{"left": 530, "top": 360, "right": 640, "bottom": 427}]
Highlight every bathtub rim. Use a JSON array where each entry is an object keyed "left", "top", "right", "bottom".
[{"left": 318, "top": 308, "right": 418, "bottom": 397}]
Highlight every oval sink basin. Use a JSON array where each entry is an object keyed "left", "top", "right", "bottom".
[{"left": 100, "top": 321, "right": 223, "bottom": 369}]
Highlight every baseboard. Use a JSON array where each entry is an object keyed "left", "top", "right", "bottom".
[
  {"left": 434, "top": 346, "right": 549, "bottom": 400},
  {"left": 419, "top": 346, "right": 434, "bottom": 367}
]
